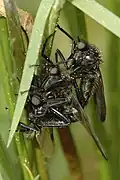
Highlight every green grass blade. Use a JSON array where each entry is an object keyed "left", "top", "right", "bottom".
[
  {"left": 7, "top": 0, "right": 54, "bottom": 147},
  {"left": 22, "top": 163, "right": 34, "bottom": 180},
  {"left": 69, "top": 0, "right": 120, "bottom": 38},
  {"left": 3, "top": 0, "right": 26, "bottom": 78},
  {"left": 0, "top": 17, "right": 15, "bottom": 114},
  {"left": 0, "top": 173, "right": 3, "bottom": 180},
  {"left": 0, "top": 134, "right": 17, "bottom": 180},
  {"left": 0, "top": 15, "right": 33, "bottom": 180},
  {"left": 34, "top": 175, "right": 40, "bottom": 180},
  {"left": 49, "top": 0, "right": 67, "bottom": 34}
]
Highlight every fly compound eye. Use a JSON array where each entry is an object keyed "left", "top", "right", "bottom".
[
  {"left": 77, "top": 41, "right": 86, "bottom": 50},
  {"left": 31, "top": 95, "right": 40, "bottom": 106}
]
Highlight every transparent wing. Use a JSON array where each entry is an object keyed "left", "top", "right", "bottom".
[
  {"left": 79, "top": 76, "right": 95, "bottom": 108},
  {"left": 36, "top": 128, "right": 54, "bottom": 158},
  {"left": 94, "top": 70, "right": 106, "bottom": 122},
  {"left": 72, "top": 95, "right": 108, "bottom": 160}
]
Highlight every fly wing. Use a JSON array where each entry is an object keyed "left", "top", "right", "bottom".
[
  {"left": 79, "top": 75, "right": 95, "bottom": 108},
  {"left": 94, "top": 70, "right": 106, "bottom": 122},
  {"left": 36, "top": 128, "right": 54, "bottom": 158},
  {"left": 72, "top": 95, "right": 108, "bottom": 160}
]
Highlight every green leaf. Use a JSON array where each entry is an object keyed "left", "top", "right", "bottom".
[
  {"left": 0, "top": 15, "right": 31, "bottom": 180},
  {"left": 3, "top": 0, "right": 26, "bottom": 78},
  {"left": 0, "top": 134, "right": 17, "bottom": 180},
  {"left": 69, "top": 0, "right": 120, "bottom": 38},
  {"left": 7, "top": 0, "right": 54, "bottom": 147},
  {"left": 23, "top": 163, "right": 34, "bottom": 180}
]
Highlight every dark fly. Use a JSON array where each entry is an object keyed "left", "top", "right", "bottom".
[
  {"left": 18, "top": 30, "right": 107, "bottom": 160},
  {"left": 18, "top": 37, "right": 76, "bottom": 131},
  {"left": 18, "top": 69, "right": 107, "bottom": 160},
  {"left": 56, "top": 25, "right": 106, "bottom": 122}
]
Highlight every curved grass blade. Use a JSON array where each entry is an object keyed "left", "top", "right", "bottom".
[
  {"left": 43, "top": 0, "right": 67, "bottom": 57},
  {"left": 23, "top": 163, "right": 34, "bottom": 180},
  {"left": 49, "top": 0, "right": 67, "bottom": 34},
  {"left": 69, "top": 0, "right": 120, "bottom": 38},
  {"left": 3, "top": 0, "right": 26, "bottom": 78},
  {"left": 0, "top": 16, "right": 32, "bottom": 180},
  {"left": 7, "top": 0, "right": 54, "bottom": 147},
  {"left": 34, "top": 175, "right": 40, "bottom": 180}
]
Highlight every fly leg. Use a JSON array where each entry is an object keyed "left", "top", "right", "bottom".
[
  {"left": 17, "top": 122, "right": 39, "bottom": 132},
  {"left": 56, "top": 24, "right": 73, "bottom": 41},
  {"left": 50, "top": 107, "right": 71, "bottom": 126},
  {"left": 42, "top": 32, "right": 56, "bottom": 65},
  {"left": 56, "top": 25, "right": 76, "bottom": 56},
  {"left": 56, "top": 49, "right": 68, "bottom": 69}
]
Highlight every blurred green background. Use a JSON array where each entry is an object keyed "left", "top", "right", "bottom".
[{"left": 1, "top": 0, "right": 120, "bottom": 179}]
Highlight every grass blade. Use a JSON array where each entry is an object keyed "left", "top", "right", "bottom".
[
  {"left": 3, "top": 0, "right": 26, "bottom": 78},
  {"left": 23, "top": 163, "right": 34, "bottom": 180},
  {"left": 0, "top": 134, "right": 17, "bottom": 180},
  {"left": 69, "top": 0, "right": 120, "bottom": 38},
  {"left": 0, "top": 16, "right": 34, "bottom": 179},
  {"left": 7, "top": 0, "right": 54, "bottom": 147}
]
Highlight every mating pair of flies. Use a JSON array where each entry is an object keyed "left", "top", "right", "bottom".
[{"left": 18, "top": 24, "right": 107, "bottom": 160}]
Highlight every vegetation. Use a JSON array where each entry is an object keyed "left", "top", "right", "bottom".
[{"left": 0, "top": 0, "right": 120, "bottom": 179}]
